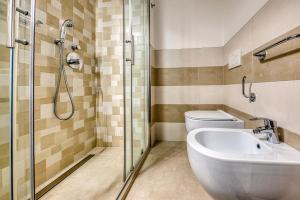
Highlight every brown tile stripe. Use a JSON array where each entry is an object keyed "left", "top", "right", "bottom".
[
  {"left": 153, "top": 26, "right": 300, "bottom": 86},
  {"left": 224, "top": 25, "right": 300, "bottom": 85},
  {"left": 152, "top": 104, "right": 300, "bottom": 151},
  {"left": 153, "top": 104, "right": 224, "bottom": 123},
  {"left": 152, "top": 66, "right": 224, "bottom": 86},
  {"left": 223, "top": 105, "right": 300, "bottom": 151},
  {"left": 36, "top": 154, "right": 94, "bottom": 199}
]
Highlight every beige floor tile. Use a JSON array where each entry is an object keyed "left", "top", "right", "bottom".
[
  {"left": 40, "top": 147, "right": 123, "bottom": 200},
  {"left": 126, "top": 142, "right": 213, "bottom": 200}
]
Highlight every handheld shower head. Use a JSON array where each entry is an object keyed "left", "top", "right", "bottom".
[{"left": 60, "top": 19, "right": 74, "bottom": 41}]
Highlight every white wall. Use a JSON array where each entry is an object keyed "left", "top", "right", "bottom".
[
  {"left": 152, "top": 0, "right": 268, "bottom": 50},
  {"left": 224, "top": 0, "right": 300, "bottom": 136},
  {"left": 153, "top": 0, "right": 223, "bottom": 49},
  {"left": 222, "top": 0, "right": 268, "bottom": 44}
]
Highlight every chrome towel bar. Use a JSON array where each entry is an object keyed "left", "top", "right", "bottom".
[{"left": 254, "top": 34, "right": 300, "bottom": 61}]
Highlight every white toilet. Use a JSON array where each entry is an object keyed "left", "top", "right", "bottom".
[{"left": 185, "top": 110, "right": 244, "bottom": 133}]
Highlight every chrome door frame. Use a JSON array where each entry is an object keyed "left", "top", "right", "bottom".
[{"left": 29, "top": 0, "right": 37, "bottom": 199}]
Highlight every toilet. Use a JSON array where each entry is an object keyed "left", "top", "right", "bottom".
[{"left": 184, "top": 110, "right": 244, "bottom": 133}]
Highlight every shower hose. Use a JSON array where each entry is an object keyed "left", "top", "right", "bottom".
[{"left": 53, "top": 42, "right": 75, "bottom": 120}]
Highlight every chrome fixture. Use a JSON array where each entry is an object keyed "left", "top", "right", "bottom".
[
  {"left": 150, "top": 2, "right": 155, "bottom": 8},
  {"left": 53, "top": 19, "right": 75, "bottom": 120},
  {"left": 29, "top": 0, "right": 37, "bottom": 198},
  {"left": 66, "top": 52, "right": 83, "bottom": 70},
  {"left": 71, "top": 44, "right": 81, "bottom": 51},
  {"left": 35, "top": 19, "right": 44, "bottom": 26},
  {"left": 67, "top": 58, "right": 80, "bottom": 65},
  {"left": 242, "top": 76, "right": 256, "bottom": 103},
  {"left": 54, "top": 19, "right": 74, "bottom": 45},
  {"left": 7, "top": 0, "right": 32, "bottom": 48},
  {"left": 15, "top": 38, "right": 29, "bottom": 45},
  {"left": 254, "top": 34, "right": 300, "bottom": 61},
  {"left": 251, "top": 117, "right": 280, "bottom": 144},
  {"left": 125, "top": 35, "right": 135, "bottom": 65},
  {"left": 16, "top": 7, "right": 30, "bottom": 16}
]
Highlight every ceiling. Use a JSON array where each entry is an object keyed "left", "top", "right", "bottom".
[{"left": 152, "top": 0, "right": 269, "bottom": 49}]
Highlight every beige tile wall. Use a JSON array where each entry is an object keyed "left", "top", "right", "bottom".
[
  {"left": 95, "top": 0, "right": 124, "bottom": 147},
  {"left": 34, "top": 0, "right": 97, "bottom": 188},
  {"left": 151, "top": 47, "right": 224, "bottom": 141}
]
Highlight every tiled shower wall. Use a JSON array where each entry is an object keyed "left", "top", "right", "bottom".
[
  {"left": 0, "top": 0, "right": 126, "bottom": 196},
  {"left": 1, "top": 0, "right": 126, "bottom": 197},
  {"left": 95, "top": 0, "right": 124, "bottom": 147},
  {"left": 34, "top": 0, "right": 97, "bottom": 188}
]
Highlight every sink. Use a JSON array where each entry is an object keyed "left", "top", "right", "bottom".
[
  {"left": 187, "top": 128, "right": 300, "bottom": 200},
  {"left": 196, "top": 130, "right": 272, "bottom": 155}
]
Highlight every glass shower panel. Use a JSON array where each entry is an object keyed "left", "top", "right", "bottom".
[
  {"left": 13, "top": 0, "right": 33, "bottom": 199},
  {"left": 0, "top": 0, "right": 13, "bottom": 199},
  {"left": 131, "top": 0, "right": 149, "bottom": 166},
  {"left": 124, "top": 0, "right": 133, "bottom": 178},
  {"left": 124, "top": 0, "right": 150, "bottom": 178}
]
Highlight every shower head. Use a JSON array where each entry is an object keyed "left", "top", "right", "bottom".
[
  {"left": 63, "top": 19, "right": 74, "bottom": 28},
  {"left": 59, "top": 19, "right": 74, "bottom": 41}
]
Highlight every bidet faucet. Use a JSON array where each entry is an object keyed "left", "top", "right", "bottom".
[{"left": 250, "top": 117, "right": 280, "bottom": 144}]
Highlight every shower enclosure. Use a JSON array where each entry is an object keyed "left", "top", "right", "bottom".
[
  {"left": 1, "top": 0, "right": 150, "bottom": 199},
  {"left": 1, "top": 0, "right": 36, "bottom": 199},
  {"left": 124, "top": 0, "right": 150, "bottom": 179}
]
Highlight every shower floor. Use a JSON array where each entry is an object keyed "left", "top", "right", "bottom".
[{"left": 40, "top": 147, "right": 123, "bottom": 200}]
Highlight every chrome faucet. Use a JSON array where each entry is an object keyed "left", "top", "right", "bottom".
[{"left": 251, "top": 117, "right": 280, "bottom": 144}]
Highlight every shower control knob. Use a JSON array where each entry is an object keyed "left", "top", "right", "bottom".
[
  {"left": 66, "top": 52, "right": 83, "bottom": 70},
  {"left": 71, "top": 44, "right": 81, "bottom": 51}
]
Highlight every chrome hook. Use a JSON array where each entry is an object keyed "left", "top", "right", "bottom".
[{"left": 242, "top": 76, "right": 256, "bottom": 103}]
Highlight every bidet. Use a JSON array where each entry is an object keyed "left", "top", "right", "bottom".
[{"left": 187, "top": 128, "right": 300, "bottom": 200}]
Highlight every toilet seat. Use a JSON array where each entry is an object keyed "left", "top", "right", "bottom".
[
  {"left": 185, "top": 110, "right": 237, "bottom": 121},
  {"left": 184, "top": 110, "right": 244, "bottom": 133}
]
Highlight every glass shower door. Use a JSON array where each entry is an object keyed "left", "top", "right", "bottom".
[
  {"left": 124, "top": 0, "right": 150, "bottom": 179},
  {"left": 0, "top": 0, "right": 35, "bottom": 199},
  {"left": 131, "top": 0, "right": 150, "bottom": 167},
  {"left": 0, "top": 1, "right": 13, "bottom": 199}
]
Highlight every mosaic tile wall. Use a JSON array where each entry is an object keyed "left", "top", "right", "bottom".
[
  {"left": 34, "top": 0, "right": 97, "bottom": 188},
  {"left": 95, "top": 0, "right": 124, "bottom": 147}
]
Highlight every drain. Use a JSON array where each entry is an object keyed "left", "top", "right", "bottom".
[{"left": 256, "top": 144, "right": 261, "bottom": 149}]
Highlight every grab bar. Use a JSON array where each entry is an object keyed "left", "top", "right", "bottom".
[
  {"left": 254, "top": 34, "right": 300, "bottom": 61},
  {"left": 242, "top": 76, "right": 256, "bottom": 103}
]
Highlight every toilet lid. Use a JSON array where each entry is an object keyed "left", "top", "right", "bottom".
[{"left": 184, "top": 110, "right": 236, "bottom": 121}]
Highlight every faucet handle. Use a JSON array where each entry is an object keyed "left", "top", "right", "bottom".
[{"left": 250, "top": 117, "right": 277, "bottom": 128}]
